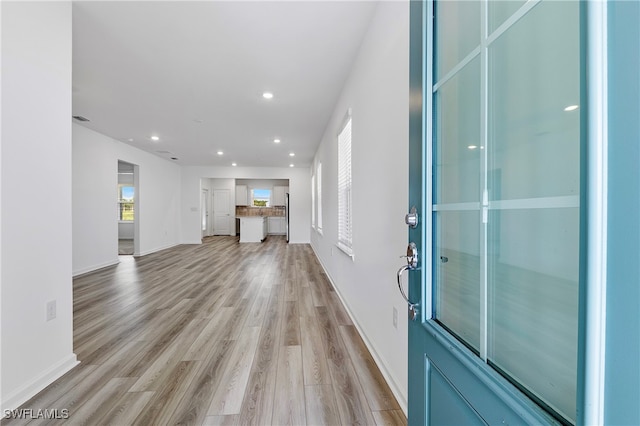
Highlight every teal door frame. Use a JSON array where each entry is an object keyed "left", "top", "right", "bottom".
[
  {"left": 408, "top": 1, "right": 640, "bottom": 424},
  {"left": 404, "top": 1, "right": 635, "bottom": 424},
  {"left": 603, "top": 1, "right": 640, "bottom": 424}
]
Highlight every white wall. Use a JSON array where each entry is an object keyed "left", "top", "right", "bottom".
[
  {"left": 182, "top": 167, "right": 310, "bottom": 244},
  {"left": 118, "top": 222, "right": 134, "bottom": 239},
  {"left": 1, "top": 2, "right": 78, "bottom": 411},
  {"left": 73, "top": 124, "right": 182, "bottom": 275},
  {"left": 236, "top": 179, "right": 289, "bottom": 189},
  {"left": 309, "top": 2, "right": 410, "bottom": 412}
]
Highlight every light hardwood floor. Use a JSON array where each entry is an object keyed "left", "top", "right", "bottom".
[{"left": 5, "top": 236, "right": 406, "bottom": 425}]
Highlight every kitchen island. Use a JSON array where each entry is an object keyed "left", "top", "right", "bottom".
[{"left": 237, "top": 216, "right": 267, "bottom": 243}]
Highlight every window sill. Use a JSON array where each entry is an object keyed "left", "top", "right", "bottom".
[
  {"left": 336, "top": 242, "right": 354, "bottom": 260},
  {"left": 118, "top": 220, "right": 135, "bottom": 224}
]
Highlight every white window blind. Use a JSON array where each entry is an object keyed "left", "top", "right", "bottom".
[
  {"left": 317, "top": 162, "right": 323, "bottom": 232},
  {"left": 337, "top": 117, "right": 352, "bottom": 255},
  {"left": 311, "top": 174, "right": 316, "bottom": 228}
]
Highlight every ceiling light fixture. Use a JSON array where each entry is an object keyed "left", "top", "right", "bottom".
[
  {"left": 564, "top": 105, "right": 579, "bottom": 112},
  {"left": 217, "top": 151, "right": 224, "bottom": 156},
  {"left": 262, "top": 92, "right": 274, "bottom": 99},
  {"left": 232, "top": 163, "right": 237, "bottom": 167},
  {"left": 274, "top": 139, "right": 281, "bottom": 143},
  {"left": 468, "top": 145, "right": 478, "bottom": 150},
  {"left": 151, "top": 135, "right": 160, "bottom": 141},
  {"left": 289, "top": 164, "right": 294, "bottom": 168},
  {"left": 289, "top": 152, "right": 295, "bottom": 157}
]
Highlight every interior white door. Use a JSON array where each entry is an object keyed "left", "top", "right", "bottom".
[{"left": 213, "top": 189, "right": 231, "bottom": 235}]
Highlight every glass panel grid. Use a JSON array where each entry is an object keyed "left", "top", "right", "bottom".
[{"left": 432, "top": 1, "right": 581, "bottom": 424}]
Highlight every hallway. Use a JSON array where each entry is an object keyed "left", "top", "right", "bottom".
[{"left": 7, "top": 237, "right": 404, "bottom": 425}]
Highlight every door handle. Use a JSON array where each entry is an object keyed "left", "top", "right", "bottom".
[{"left": 397, "top": 242, "right": 420, "bottom": 320}]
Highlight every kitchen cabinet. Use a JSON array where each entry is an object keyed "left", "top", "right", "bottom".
[
  {"left": 272, "top": 186, "right": 288, "bottom": 206},
  {"left": 235, "top": 185, "right": 248, "bottom": 206},
  {"left": 268, "top": 217, "right": 286, "bottom": 235},
  {"left": 238, "top": 216, "right": 267, "bottom": 242}
]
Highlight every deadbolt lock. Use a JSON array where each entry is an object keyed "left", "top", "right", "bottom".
[{"left": 405, "top": 206, "right": 418, "bottom": 229}]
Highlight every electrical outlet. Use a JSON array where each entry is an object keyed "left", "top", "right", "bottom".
[
  {"left": 46, "top": 300, "right": 57, "bottom": 321},
  {"left": 393, "top": 307, "right": 398, "bottom": 329}
]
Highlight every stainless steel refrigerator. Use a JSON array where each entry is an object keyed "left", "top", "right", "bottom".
[{"left": 285, "top": 192, "right": 289, "bottom": 243}]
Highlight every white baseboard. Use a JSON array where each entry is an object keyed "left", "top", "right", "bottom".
[
  {"left": 288, "top": 239, "right": 311, "bottom": 244},
  {"left": 1, "top": 354, "right": 79, "bottom": 413},
  {"left": 73, "top": 259, "right": 119, "bottom": 277},
  {"left": 136, "top": 242, "right": 181, "bottom": 257},
  {"left": 309, "top": 243, "right": 408, "bottom": 416}
]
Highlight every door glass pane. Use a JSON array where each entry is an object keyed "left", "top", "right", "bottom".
[
  {"left": 488, "top": 1, "right": 580, "bottom": 201},
  {"left": 486, "top": 1, "right": 581, "bottom": 423},
  {"left": 434, "top": 57, "right": 481, "bottom": 205},
  {"left": 434, "top": 210, "right": 480, "bottom": 352},
  {"left": 488, "top": 0, "right": 526, "bottom": 34},
  {"left": 488, "top": 208, "right": 579, "bottom": 423},
  {"left": 435, "top": 1, "right": 480, "bottom": 80}
]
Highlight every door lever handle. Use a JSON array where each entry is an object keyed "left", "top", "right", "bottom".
[{"left": 397, "top": 264, "right": 419, "bottom": 320}]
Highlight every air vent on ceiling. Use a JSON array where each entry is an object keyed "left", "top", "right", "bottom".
[{"left": 72, "top": 115, "right": 90, "bottom": 122}]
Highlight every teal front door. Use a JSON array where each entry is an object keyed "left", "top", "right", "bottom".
[{"left": 406, "top": 1, "right": 587, "bottom": 424}]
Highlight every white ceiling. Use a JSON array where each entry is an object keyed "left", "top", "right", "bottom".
[{"left": 72, "top": 1, "right": 379, "bottom": 168}]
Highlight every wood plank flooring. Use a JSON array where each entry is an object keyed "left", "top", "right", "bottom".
[{"left": 4, "top": 236, "right": 405, "bottom": 425}]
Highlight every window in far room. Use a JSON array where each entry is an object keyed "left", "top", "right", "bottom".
[
  {"left": 251, "top": 188, "right": 271, "bottom": 207},
  {"left": 118, "top": 185, "right": 135, "bottom": 221}
]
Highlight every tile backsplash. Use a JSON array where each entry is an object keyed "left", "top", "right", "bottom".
[{"left": 236, "top": 206, "right": 285, "bottom": 217}]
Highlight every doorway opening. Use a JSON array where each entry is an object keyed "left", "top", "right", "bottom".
[
  {"left": 201, "top": 188, "right": 209, "bottom": 239},
  {"left": 118, "top": 160, "right": 139, "bottom": 255}
]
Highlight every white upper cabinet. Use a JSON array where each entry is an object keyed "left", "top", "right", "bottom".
[
  {"left": 235, "top": 185, "right": 248, "bottom": 206},
  {"left": 272, "top": 186, "right": 287, "bottom": 206}
]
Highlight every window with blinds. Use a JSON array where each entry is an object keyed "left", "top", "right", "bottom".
[
  {"left": 311, "top": 174, "right": 316, "bottom": 229},
  {"left": 317, "top": 162, "right": 323, "bottom": 232},
  {"left": 337, "top": 116, "right": 352, "bottom": 256}
]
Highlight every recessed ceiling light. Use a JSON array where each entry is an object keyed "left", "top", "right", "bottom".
[
  {"left": 468, "top": 145, "right": 478, "bottom": 150},
  {"left": 564, "top": 105, "right": 579, "bottom": 112},
  {"left": 232, "top": 162, "right": 237, "bottom": 167},
  {"left": 127, "top": 138, "right": 134, "bottom": 142},
  {"left": 262, "top": 92, "right": 274, "bottom": 99},
  {"left": 217, "top": 151, "right": 224, "bottom": 156},
  {"left": 151, "top": 135, "right": 160, "bottom": 141},
  {"left": 274, "top": 138, "right": 281, "bottom": 143},
  {"left": 289, "top": 164, "right": 294, "bottom": 168},
  {"left": 289, "top": 152, "right": 295, "bottom": 157}
]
